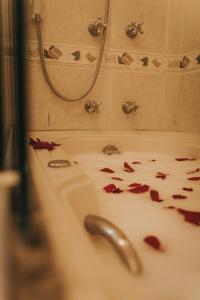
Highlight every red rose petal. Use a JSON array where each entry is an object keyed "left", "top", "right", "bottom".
[
  {"left": 129, "top": 183, "right": 142, "bottom": 188},
  {"left": 103, "top": 184, "right": 123, "bottom": 194},
  {"left": 104, "top": 184, "right": 116, "bottom": 193},
  {"left": 186, "top": 168, "right": 200, "bottom": 174},
  {"left": 182, "top": 187, "right": 193, "bottom": 192},
  {"left": 111, "top": 177, "right": 124, "bottom": 181},
  {"left": 124, "top": 162, "right": 134, "bottom": 172},
  {"left": 132, "top": 161, "right": 142, "bottom": 164},
  {"left": 144, "top": 236, "right": 162, "bottom": 251},
  {"left": 29, "top": 138, "right": 60, "bottom": 150},
  {"left": 128, "top": 184, "right": 149, "bottom": 193},
  {"left": 187, "top": 177, "right": 200, "bottom": 181},
  {"left": 177, "top": 209, "right": 200, "bottom": 225},
  {"left": 175, "top": 157, "right": 196, "bottom": 161},
  {"left": 156, "top": 174, "right": 167, "bottom": 180},
  {"left": 172, "top": 194, "right": 187, "bottom": 200},
  {"left": 113, "top": 188, "right": 123, "bottom": 194},
  {"left": 150, "top": 190, "right": 163, "bottom": 202},
  {"left": 100, "top": 168, "right": 115, "bottom": 173}
]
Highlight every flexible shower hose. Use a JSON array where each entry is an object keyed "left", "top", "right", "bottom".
[{"left": 35, "top": 0, "right": 110, "bottom": 102}]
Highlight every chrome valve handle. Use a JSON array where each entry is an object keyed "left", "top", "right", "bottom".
[
  {"left": 85, "top": 215, "right": 142, "bottom": 274},
  {"left": 88, "top": 16, "right": 107, "bottom": 37},
  {"left": 126, "top": 21, "right": 144, "bottom": 39},
  {"left": 84, "top": 100, "right": 101, "bottom": 113},
  {"left": 122, "top": 101, "right": 140, "bottom": 114}
]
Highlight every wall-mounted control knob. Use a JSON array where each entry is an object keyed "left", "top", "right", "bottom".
[
  {"left": 126, "top": 21, "right": 144, "bottom": 39},
  {"left": 88, "top": 16, "right": 107, "bottom": 37},
  {"left": 122, "top": 101, "right": 140, "bottom": 114},
  {"left": 84, "top": 100, "right": 101, "bottom": 113}
]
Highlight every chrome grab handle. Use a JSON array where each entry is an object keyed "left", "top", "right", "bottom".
[{"left": 84, "top": 215, "right": 142, "bottom": 274}]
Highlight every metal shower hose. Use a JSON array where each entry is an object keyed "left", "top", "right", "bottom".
[{"left": 35, "top": 0, "right": 110, "bottom": 102}]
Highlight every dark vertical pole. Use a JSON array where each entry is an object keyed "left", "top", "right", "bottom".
[
  {"left": 0, "top": 1, "right": 5, "bottom": 170},
  {"left": 13, "top": 0, "right": 30, "bottom": 230}
]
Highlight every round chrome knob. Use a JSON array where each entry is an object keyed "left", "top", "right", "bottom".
[
  {"left": 126, "top": 22, "right": 144, "bottom": 39},
  {"left": 122, "top": 101, "right": 139, "bottom": 114},
  {"left": 84, "top": 100, "right": 101, "bottom": 113}
]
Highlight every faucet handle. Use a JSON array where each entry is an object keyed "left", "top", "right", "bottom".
[
  {"left": 84, "top": 100, "right": 102, "bottom": 113},
  {"left": 122, "top": 101, "right": 140, "bottom": 114},
  {"left": 88, "top": 16, "right": 107, "bottom": 36},
  {"left": 126, "top": 21, "right": 144, "bottom": 38}
]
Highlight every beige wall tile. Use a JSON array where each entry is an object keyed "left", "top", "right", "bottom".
[
  {"left": 176, "top": 72, "right": 200, "bottom": 131},
  {"left": 110, "top": 0, "right": 168, "bottom": 53},
  {"left": 161, "top": 74, "right": 180, "bottom": 130},
  {"left": 26, "top": 0, "right": 200, "bottom": 133},
  {"left": 28, "top": 62, "right": 111, "bottom": 130},
  {"left": 110, "top": 70, "right": 165, "bottom": 130},
  {"left": 167, "top": 0, "right": 183, "bottom": 54},
  {"left": 180, "top": 0, "right": 200, "bottom": 53},
  {"left": 26, "top": 0, "right": 106, "bottom": 47}
]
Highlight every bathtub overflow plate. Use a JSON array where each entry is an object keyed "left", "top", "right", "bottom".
[{"left": 48, "top": 160, "right": 71, "bottom": 168}]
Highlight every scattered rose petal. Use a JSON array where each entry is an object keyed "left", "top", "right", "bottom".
[
  {"left": 100, "top": 168, "right": 115, "bottom": 173},
  {"left": 156, "top": 172, "right": 168, "bottom": 180},
  {"left": 186, "top": 168, "right": 200, "bottom": 174},
  {"left": 188, "top": 177, "right": 200, "bottom": 181},
  {"left": 129, "top": 183, "right": 142, "bottom": 188},
  {"left": 113, "top": 188, "right": 123, "bottom": 194},
  {"left": 144, "top": 236, "right": 162, "bottom": 251},
  {"left": 175, "top": 158, "right": 196, "bottom": 161},
  {"left": 111, "top": 177, "right": 124, "bottom": 181},
  {"left": 182, "top": 187, "right": 193, "bottom": 192},
  {"left": 177, "top": 209, "right": 200, "bottom": 225},
  {"left": 128, "top": 184, "right": 149, "bottom": 193},
  {"left": 164, "top": 207, "right": 200, "bottom": 226},
  {"left": 124, "top": 162, "right": 134, "bottom": 172},
  {"left": 150, "top": 190, "right": 163, "bottom": 202},
  {"left": 172, "top": 194, "right": 187, "bottom": 200},
  {"left": 103, "top": 184, "right": 123, "bottom": 194},
  {"left": 132, "top": 161, "right": 142, "bottom": 164},
  {"left": 156, "top": 174, "right": 167, "bottom": 180},
  {"left": 29, "top": 138, "right": 60, "bottom": 150}
]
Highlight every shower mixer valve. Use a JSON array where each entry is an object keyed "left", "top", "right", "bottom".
[
  {"left": 122, "top": 101, "right": 140, "bottom": 114},
  {"left": 84, "top": 100, "right": 101, "bottom": 113},
  {"left": 88, "top": 16, "right": 107, "bottom": 37},
  {"left": 126, "top": 21, "right": 144, "bottom": 39}
]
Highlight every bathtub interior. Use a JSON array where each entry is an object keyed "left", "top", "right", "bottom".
[{"left": 30, "top": 131, "right": 200, "bottom": 300}]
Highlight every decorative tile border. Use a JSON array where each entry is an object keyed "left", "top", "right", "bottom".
[
  {"left": 2, "top": 39, "right": 200, "bottom": 73},
  {"left": 25, "top": 41, "right": 180, "bottom": 72}
]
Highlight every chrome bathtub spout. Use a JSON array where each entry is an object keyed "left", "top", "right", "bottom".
[{"left": 85, "top": 215, "right": 143, "bottom": 274}]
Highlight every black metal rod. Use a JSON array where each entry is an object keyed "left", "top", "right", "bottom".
[{"left": 13, "top": 0, "right": 30, "bottom": 230}]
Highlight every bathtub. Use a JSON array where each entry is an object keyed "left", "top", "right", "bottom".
[{"left": 29, "top": 131, "right": 200, "bottom": 300}]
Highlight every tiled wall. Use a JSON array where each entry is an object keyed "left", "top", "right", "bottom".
[{"left": 26, "top": 0, "right": 200, "bottom": 131}]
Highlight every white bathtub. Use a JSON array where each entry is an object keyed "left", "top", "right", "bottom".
[{"left": 29, "top": 131, "right": 200, "bottom": 300}]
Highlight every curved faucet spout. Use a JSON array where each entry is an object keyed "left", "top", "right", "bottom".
[{"left": 85, "top": 215, "right": 143, "bottom": 274}]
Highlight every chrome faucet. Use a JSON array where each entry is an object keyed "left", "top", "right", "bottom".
[
  {"left": 88, "top": 16, "right": 107, "bottom": 37},
  {"left": 126, "top": 21, "right": 144, "bottom": 39},
  {"left": 84, "top": 100, "right": 101, "bottom": 113},
  {"left": 122, "top": 101, "right": 140, "bottom": 114}
]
